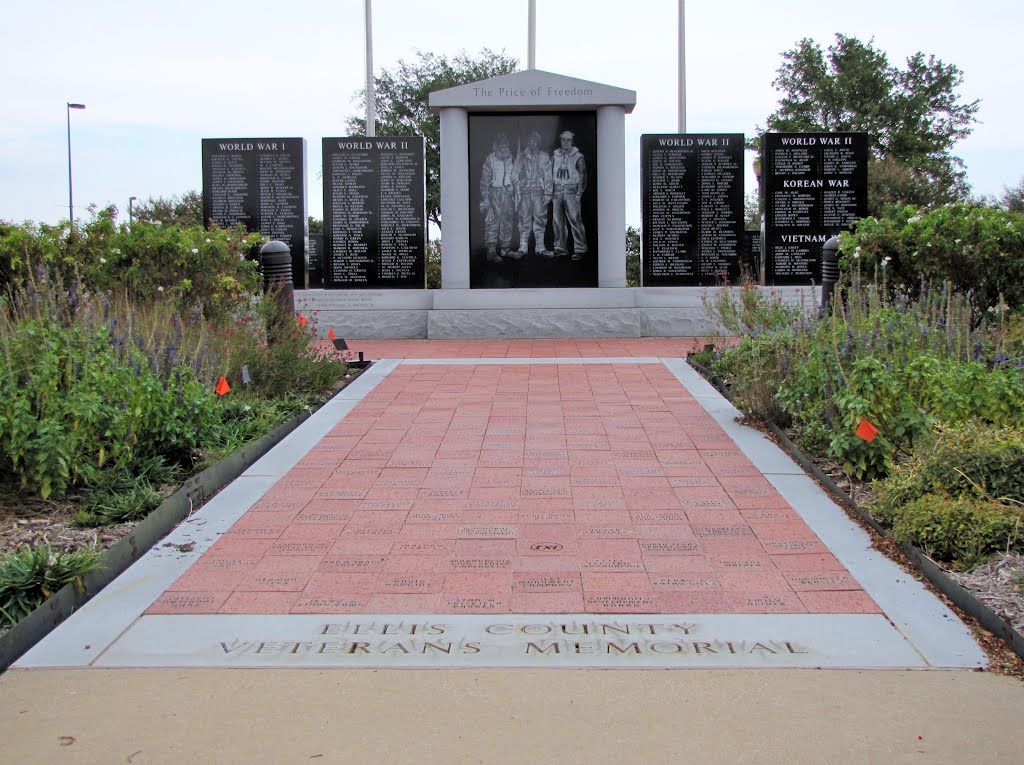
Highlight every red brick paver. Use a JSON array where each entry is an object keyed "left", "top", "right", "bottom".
[{"left": 152, "top": 358, "right": 878, "bottom": 616}]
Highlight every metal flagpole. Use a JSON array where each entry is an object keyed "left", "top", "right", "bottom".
[
  {"left": 365, "top": 0, "right": 376, "bottom": 137},
  {"left": 678, "top": 0, "right": 686, "bottom": 133},
  {"left": 528, "top": 0, "right": 536, "bottom": 69}
]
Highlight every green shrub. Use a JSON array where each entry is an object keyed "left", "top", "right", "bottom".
[
  {"left": 711, "top": 330, "right": 796, "bottom": 425},
  {"left": 72, "top": 458, "right": 176, "bottom": 527},
  {"left": 0, "top": 206, "right": 265, "bottom": 320},
  {"left": 426, "top": 240, "right": 441, "bottom": 289},
  {"left": 711, "top": 279, "right": 1024, "bottom": 479},
  {"left": 839, "top": 203, "right": 1024, "bottom": 310},
  {"left": 212, "top": 292, "right": 344, "bottom": 400},
  {"left": 202, "top": 396, "right": 307, "bottom": 459},
  {"left": 0, "top": 543, "right": 102, "bottom": 626},
  {"left": 0, "top": 214, "right": 348, "bottom": 537},
  {"left": 0, "top": 220, "right": 61, "bottom": 287},
  {"left": 0, "top": 316, "right": 219, "bottom": 499},
  {"left": 72, "top": 483, "right": 166, "bottom": 527},
  {"left": 702, "top": 278, "right": 807, "bottom": 336},
  {"left": 871, "top": 425, "right": 1024, "bottom": 565},
  {"left": 874, "top": 426, "right": 1024, "bottom": 510},
  {"left": 880, "top": 493, "right": 1023, "bottom": 566}
]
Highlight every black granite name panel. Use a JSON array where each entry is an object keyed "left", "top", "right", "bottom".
[
  {"left": 322, "top": 136, "right": 426, "bottom": 289},
  {"left": 763, "top": 133, "right": 867, "bottom": 285},
  {"left": 641, "top": 134, "right": 744, "bottom": 286},
  {"left": 307, "top": 233, "right": 324, "bottom": 289},
  {"left": 201, "top": 138, "right": 308, "bottom": 288}
]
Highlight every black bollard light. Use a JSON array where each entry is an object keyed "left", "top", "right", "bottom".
[
  {"left": 260, "top": 240, "right": 295, "bottom": 343},
  {"left": 820, "top": 235, "right": 840, "bottom": 318}
]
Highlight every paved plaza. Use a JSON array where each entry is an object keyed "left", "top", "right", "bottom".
[
  {"left": 6, "top": 340, "right": 1024, "bottom": 763},
  {"left": 13, "top": 340, "right": 984, "bottom": 670}
]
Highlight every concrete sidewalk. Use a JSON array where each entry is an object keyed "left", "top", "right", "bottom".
[
  {"left": 3, "top": 340, "right": 1018, "bottom": 761},
  {"left": 1, "top": 668, "right": 1022, "bottom": 764}
]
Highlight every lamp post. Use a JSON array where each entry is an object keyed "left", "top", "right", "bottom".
[
  {"left": 128, "top": 195, "right": 137, "bottom": 225},
  {"left": 66, "top": 102, "right": 86, "bottom": 225}
]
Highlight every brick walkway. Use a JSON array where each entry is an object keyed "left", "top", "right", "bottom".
[{"left": 148, "top": 348, "right": 877, "bottom": 618}]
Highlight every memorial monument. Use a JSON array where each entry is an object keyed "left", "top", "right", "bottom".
[
  {"left": 294, "top": 71, "right": 817, "bottom": 338},
  {"left": 641, "top": 133, "right": 744, "bottom": 286},
  {"left": 322, "top": 136, "right": 426, "bottom": 289},
  {"left": 429, "top": 69, "right": 632, "bottom": 292},
  {"left": 762, "top": 132, "right": 868, "bottom": 284},
  {"left": 201, "top": 138, "right": 309, "bottom": 288}
]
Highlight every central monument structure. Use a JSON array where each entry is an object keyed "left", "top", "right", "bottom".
[
  {"left": 297, "top": 69, "right": 777, "bottom": 339},
  {"left": 430, "top": 69, "right": 633, "bottom": 290},
  {"left": 410, "top": 68, "right": 715, "bottom": 339}
]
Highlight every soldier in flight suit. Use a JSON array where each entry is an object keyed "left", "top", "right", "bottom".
[
  {"left": 479, "top": 133, "right": 517, "bottom": 263},
  {"left": 550, "top": 130, "right": 588, "bottom": 260},
  {"left": 512, "top": 130, "right": 553, "bottom": 258}
]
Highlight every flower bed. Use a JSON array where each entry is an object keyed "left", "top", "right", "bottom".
[{"left": 697, "top": 263, "right": 1024, "bottom": 656}]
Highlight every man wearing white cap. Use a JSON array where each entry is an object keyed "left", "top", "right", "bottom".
[{"left": 551, "top": 130, "right": 588, "bottom": 260}]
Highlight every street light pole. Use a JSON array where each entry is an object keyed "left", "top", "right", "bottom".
[
  {"left": 129, "top": 196, "right": 137, "bottom": 225},
  {"left": 67, "top": 102, "right": 86, "bottom": 225}
]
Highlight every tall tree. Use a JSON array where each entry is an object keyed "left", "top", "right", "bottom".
[
  {"left": 625, "top": 226, "right": 640, "bottom": 287},
  {"left": 347, "top": 49, "right": 519, "bottom": 227},
  {"left": 132, "top": 191, "right": 204, "bottom": 227},
  {"left": 1000, "top": 177, "right": 1024, "bottom": 213},
  {"left": 763, "top": 35, "right": 979, "bottom": 214}
]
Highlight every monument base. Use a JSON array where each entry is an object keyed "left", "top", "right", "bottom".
[{"left": 295, "top": 286, "right": 818, "bottom": 340}]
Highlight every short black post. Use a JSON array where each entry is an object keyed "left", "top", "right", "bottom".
[
  {"left": 260, "top": 240, "right": 294, "bottom": 343},
  {"left": 820, "top": 235, "right": 840, "bottom": 318}
]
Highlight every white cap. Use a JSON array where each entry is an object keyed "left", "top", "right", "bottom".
[{"left": 559, "top": 130, "right": 575, "bottom": 139}]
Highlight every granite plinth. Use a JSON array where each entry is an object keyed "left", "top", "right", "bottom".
[
  {"left": 296, "top": 287, "right": 813, "bottom": 339},
  {"left": 429, "top": 309, "right": 643, "bottom": 338}
]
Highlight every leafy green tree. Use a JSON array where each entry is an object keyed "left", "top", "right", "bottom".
[
  {"left": 132, "top": 191, "right": 204, "bottom": 227},
  {"left": 761, "top": 35, "right": 980, "bottom": 215},
  {"left": 347, "top": 49, "right": 519, "bottom": 226},
  {"left": 744, "top": 192, "right": 761, "bottom": 230},
  {"left": 1000, "top": 177, "right": 1024, "bottom": 213},
  {"left": 626, "top": 226, "right": 640, "bottom": 287},
  {"left": 307, "top": 216, "right": 323, "bottom": 234},
  {"left": 425, "top": 239, "right": 442, "bottom": 289}
]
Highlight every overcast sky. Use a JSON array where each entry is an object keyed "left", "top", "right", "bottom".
[{"left": 2, "top": 0, "right": 1021, "bottom": 229}]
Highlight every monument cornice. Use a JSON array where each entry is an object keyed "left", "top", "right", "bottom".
[{"left": 429, "top": 69, "right": 636, "bottom": 113}]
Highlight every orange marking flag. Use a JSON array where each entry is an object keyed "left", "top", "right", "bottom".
[
  {"left": 855, "top": 418, "right": 878, "bottom": 443},
  {"left": 215, "top": 376, "right": 231, "bottom": 396}
]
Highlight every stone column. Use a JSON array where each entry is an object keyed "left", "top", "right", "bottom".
[
  {"left": 439, "top": 107, "right": 470, "bottom": 289},
  {"left": 596, "top": 104, "right": 627, "bottom": 288}
]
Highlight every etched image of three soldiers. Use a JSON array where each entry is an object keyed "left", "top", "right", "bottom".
[{"left": 479, "top": 129, "right": 588, "bottom": 263}]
